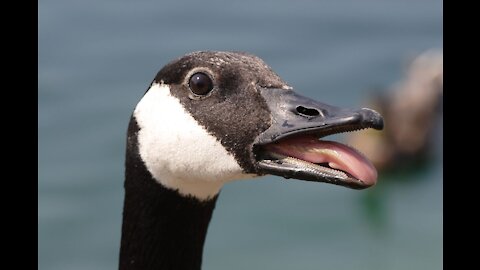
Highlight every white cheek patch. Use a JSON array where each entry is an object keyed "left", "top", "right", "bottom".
[{"left": 134, "top": 83, "right": 255, "bottom": 200}]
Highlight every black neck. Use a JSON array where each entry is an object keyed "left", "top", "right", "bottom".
[{"left": 119, "top": 117, "right": 218, "bottom": 270}]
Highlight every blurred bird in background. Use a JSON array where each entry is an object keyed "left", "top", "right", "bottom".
[
  {"left": 345, "top": 49, "right": 443, "bottom": 231},
  {"left": 346, "top": 49, "right": 443, "bottom": 174}
]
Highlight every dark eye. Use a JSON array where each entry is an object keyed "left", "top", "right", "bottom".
[{"left": 189, "top": 72, "right": 213, "bottom": 95}]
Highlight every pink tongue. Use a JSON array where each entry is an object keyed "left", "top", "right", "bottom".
[{"left": 265, "top": 136, "right": 377, "bottom": 185}]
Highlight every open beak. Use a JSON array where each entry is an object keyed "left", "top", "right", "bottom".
[{"left": 253, "top": 88, "right": 384, "bottom": 189}]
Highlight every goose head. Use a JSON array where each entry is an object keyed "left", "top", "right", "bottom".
[{"left": 131, "top": 51, "right": 383, "bottom": 200}]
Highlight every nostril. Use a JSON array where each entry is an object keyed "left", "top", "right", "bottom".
[{"left": 296, "top": 106, "right": 320, "bottom": 117}]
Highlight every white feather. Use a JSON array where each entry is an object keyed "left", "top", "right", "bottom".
[{"left": 134, "top": 83, "right": 254, "bottom": 200}]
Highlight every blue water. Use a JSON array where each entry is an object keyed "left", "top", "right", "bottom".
[{"left": 39, "top": 0, "right": 443, "bottom": 269}]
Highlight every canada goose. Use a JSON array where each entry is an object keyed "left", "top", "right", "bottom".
[{"left": 120, "top": 51, "right": 383, "bottom": 270}]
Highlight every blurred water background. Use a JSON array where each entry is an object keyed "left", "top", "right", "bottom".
[{"left": 38, "top": 0, "right": 443, "bottom": 269}]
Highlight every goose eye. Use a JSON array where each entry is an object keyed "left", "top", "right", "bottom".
[{"left": 189, "top": 72, "right": 213, "bottom": 95}]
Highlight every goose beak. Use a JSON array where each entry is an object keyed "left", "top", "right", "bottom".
[{"left": 253, "top": 88, "right": 384, "bottom": 189}]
